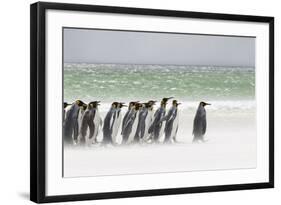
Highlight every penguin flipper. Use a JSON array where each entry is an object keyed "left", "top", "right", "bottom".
[
  {"left": 202, "top": 119, "right": 207, "bottom": 135},
  {"left": 148, "top": 121, "right": 155, "bottom": 134},
  {"left": 162, "top": 108, "right": 173, "bottom": 122}
]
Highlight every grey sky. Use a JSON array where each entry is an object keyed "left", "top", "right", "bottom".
[{"left": 64, "top": 28, "right": 255, "bottom": 67}]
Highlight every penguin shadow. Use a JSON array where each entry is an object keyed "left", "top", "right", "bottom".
[{"left": 18, "top": 192, "right": 29, "bottom": 200}]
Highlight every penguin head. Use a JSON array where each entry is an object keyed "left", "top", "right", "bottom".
[
  {"left": 200, "top": 101, "right": 211, "bottom": 107},
  {"left": 172, "top": 100, "right": 181, "bottom": 107},
  {"left": 176, "top": 103, "right": 181, "bottom": 107},
  {"left": 143, "top": 102, "right": 150, "bottom": 108},
  {"left": 147, "top": 100, "right": 156, "bottom": 110},
  {"left": 162, "top": 97, "right": 173, "bottom": 103},
  {"left": 134, "top": 103, "right": 142, "bottom": 111},
  {"left": 89, "top": 101, "right": 100, "bottom": 109},
  {"left": 148, "top": 100, "right": 157, "bottom": 106},
  {"left": 112, "top": 102, "right": 119, "bottom": 108},
  {"left": 64, "top": 102, "right": 70, "bottom": 109},
  {"left": 172, "top": 100, "right": 177, "bottom": 105},
  {"left": 75, "top": 100, "right": 86, "bottom": 107},
  {"left": 118, "top": 102, "right": 127, "bottom": 108},
  {"left": 139, "top": 103, "right": 144, "bottom": 109},
  {"left": 129, "top": 101, "right": 139, "bottom": 109},
  {"left": 161, "top": 97, "right": 173, "bottom": 106}
]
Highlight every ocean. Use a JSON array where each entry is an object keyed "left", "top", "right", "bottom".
[{"left": 64, "top": 63, "right": 255, "bottom": 101}]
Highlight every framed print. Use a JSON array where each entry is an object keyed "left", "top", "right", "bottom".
[{"left": 30, "top": 2, "right": 274, "bottom": 203}]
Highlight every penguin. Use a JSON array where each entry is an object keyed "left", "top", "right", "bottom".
[
  {"left": 121, "top": 102, "right": 136, "bottom": 144},
  {"left": 121, "top": 101, "right": 139, "bottom": 135},
  {"left": 79, "top": 102, "right": 95, "bottom": 145},
  {"left": 91, "top": 101, "right": 102, "bottom": 144},
  {"left": 148, "top": 97, "right": 173, "bottom": 142},
  {"left": 79, "top": 101, "right": 101, "bottom": 145},
  {"left": 102, "top": 102, "right": 118, "bottom": 144},
  {"left": 121, "top": 103, "right": 141, "bottom": 144},
  {"left": 125, "top": 103, "right": 142, "bottom": 144},
  {"left": 63, "top": 102, "right": 71, "bottom": 121},
  {"left": 143, "top": 100, "right": 157, "bottom": 142},
  {"left": 136, "top": 100, "right": 157, "bottom": 143},
  {"left": 134, "top": 103, "right": 145, "bottom": 143},
  {"left": 111, "top": 102, "right": 127, "bottom": 144},
  {"left": 192, "top": 101, "right": 211, "bottom": 143},
  {"left": 63, "top": 100, "right": 87, "bottom": 145},
  {"left": 77, "top": 103, "right": 87, "bottom": 142},
  {"left": 161, "top": 100, "right": 181, "bottom": 143}
]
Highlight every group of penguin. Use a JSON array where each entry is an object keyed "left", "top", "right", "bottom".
[{"left": 63, "top": 97, "right": 210, "bottom": 146}]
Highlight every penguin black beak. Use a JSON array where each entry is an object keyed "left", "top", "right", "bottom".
[
  {"left": 205, "top": 103, "right": 211, "bottom": 106},
  {"left": 148, "top": 100, "right": 157, "bottom": 105}
]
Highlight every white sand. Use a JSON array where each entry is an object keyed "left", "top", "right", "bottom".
[{"left": 64, "top": 106, "right": 256, "bottom": 178}]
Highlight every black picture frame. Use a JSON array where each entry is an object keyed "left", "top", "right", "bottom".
[{"left": 30, "top": 2, "right": 274, "bottom": 203}]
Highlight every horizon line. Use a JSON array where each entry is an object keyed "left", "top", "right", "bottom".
[{"left": 63, "top": 62, "right": 255, "bottom": 68}]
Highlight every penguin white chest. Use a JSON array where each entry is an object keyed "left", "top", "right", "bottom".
[
  {"left": 127, "top": 112, "right": 139, "bottom": 143},
  {"left": 93, "top": 111, "right": 101, "bottom": 137},
  {"left": 159, "top": 120, "right": 166, "bottom": 141},
  {"left": 144, "top": 111, "right": 153, "bottom": 136},
  {"left": 77, "top": 109, "right": 84, "bottom": 130},
  {"left": 112, "top": 112, "right": 122, "bottom": 143},
  {"left": 171, "top": 112, "right": 179, "bottom": 139}
]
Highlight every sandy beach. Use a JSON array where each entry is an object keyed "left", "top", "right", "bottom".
[{"left": 64, "top": 104, "right": 256, "bottom": 177}]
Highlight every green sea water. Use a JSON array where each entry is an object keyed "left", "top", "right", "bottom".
[{"left": 64, "top": 63, "right": 255, "bottom": 103}]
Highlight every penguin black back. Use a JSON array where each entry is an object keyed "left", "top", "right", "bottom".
[{"left": 192, "top": 102, "right": 211, "bottom": 142}]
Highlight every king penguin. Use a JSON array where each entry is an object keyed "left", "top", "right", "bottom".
[
  {"left": 121, "top": 101, "right": 138, "bottom": 135},
  {"left": 91, "top": 101, "right": 102, "bottom": 144},
  {"left": 162, "top": 100, "right": 180, "bottom": 143},
  {"left": 134, "top": 103, "right": 145, "bottom": 143},
  {"left": 112, "top": 102, "right": 127, "bottom": 144},
  {"left": 102, "top": 102, "right": 118, "bottom": 144},
  {"left": 122, "top": 103, "right": 142, "bottom": 144},
  {"left": 192, "top": 101, "right": 211, "bottom": 143},
  {"left": 63, "top": 100, "right": 87, "bottom": 145},
  {"left": 77, "top": 103, "right": 87, "bottom": 142},
  {"left": 148, "top": 97, "right": 173, "bottom": 142},
  {"left": 136, "top": 100, "right": 157, "bottom": 143},
  {"left": 79, "top": 101, "right": 101, "bottom": 145},
  {"left": 126, "top": 103, "right": 142, "bottom": 144}
]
